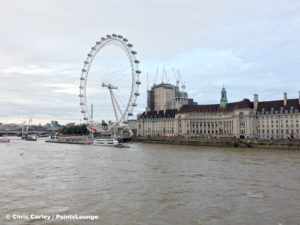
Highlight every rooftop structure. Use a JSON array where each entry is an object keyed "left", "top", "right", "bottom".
[{"left": 146, "top": 82, "right": 197, "bottom": 111}]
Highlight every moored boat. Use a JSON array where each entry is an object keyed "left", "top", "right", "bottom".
[
  {"left": 93, "top": 138, "right": 119, "bottom": 146},
  {"left": 26, "top": 134, "right": 37, "bottom": 141},
  {"left": 0, "top": 138, "right": 10, "bottom": 143}
]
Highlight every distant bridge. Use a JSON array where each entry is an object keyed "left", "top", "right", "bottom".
[{"left": 0, "top": 130, "right": 55, "bottom": 136}]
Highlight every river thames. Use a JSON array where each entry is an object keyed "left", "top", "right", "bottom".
[{"left": 0, "top": 138, "right": 300, "bottom": 225}]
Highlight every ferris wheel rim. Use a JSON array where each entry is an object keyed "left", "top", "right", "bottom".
[{"left": 79, "top": 34, "right": 141, "bottom": 132}]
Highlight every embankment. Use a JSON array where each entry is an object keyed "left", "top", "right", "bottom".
[{"left": 132, "top": 137, "right": 300, "bottom": 150}]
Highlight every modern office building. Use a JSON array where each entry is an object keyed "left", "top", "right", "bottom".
[{"left": 146, "top": 83, "right": 197, "bottom": 111}]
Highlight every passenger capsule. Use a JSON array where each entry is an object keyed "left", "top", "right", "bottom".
[
  {"left": 101, "top": 37, "right": 106, "bottom": 40},
  {"left": 134, "top": 60, "right": 140, "bottom": 64},
  {"left": 118, "top": 35, "right": 123, "bottom": 39},
  {"left": 79, "top": 86, "right": 84, "bottom": 89},
  {"left": 135, "top": 93, "right": 140, "bottom": 96},
  {"left": 135, "top": 70, "right": 141, "bottom": 74},
  {"left": 112, "top": 34, "right": 117, "bottom": 37},
  {"left": 87, "top": 54, "right": 92, "bottom": 57},
  {"left": 84, "top": 61, "right": 89, "bottom": 64},
  {"left": 81, "top": 69, "right": 86, "bottom": 72},
  {"left": 80, "top": 77, "right": 85, "bottom": 80},
  {"left": 80, "top": 102, "right": 85, "bottom": 105},
  {"left": 84, "top": 117, "right": 88, "bottom": 120},
  {"left": 136, "top": 81, "right": 141, "bottom": 85},
  {"left": 132, "top": 103, "right": 137, "bottom": 107},
  {"left": 106, "top": 34, "right": 111, "bottom": 38},
  {"left": 79, "top": 94, "right": 84, "bottom": 97},
  {"left": 91, "top": 47, "right": 96, "bottom": 50},
  {"left": 131, "top": 51, "right": 137, "bottom": 54},
  {"left": 81, "top": 110, "right": 86, "bottom": 113},
  {"left": 123, "top": 38, "right": 128, "bottom": 42},
  {"left": 127, "top": 43, "right": 133, "bottom": 47},
  {"left": 128, "top": 113, "right": 133, "bottom": 116},
  {"left": 96, "top": 41, "right": 101, "bottom": 45}
]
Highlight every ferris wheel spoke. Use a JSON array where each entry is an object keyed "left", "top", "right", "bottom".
[
  {"left": 109, "top": 89, "right": 119, "bottom": 122},
  {"left": 111, "top": 90, "right": 124, "bottom": 120}
]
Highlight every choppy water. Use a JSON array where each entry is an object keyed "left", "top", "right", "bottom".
[{"left": 1, "top": 137, "right": 300, "bottom": 225}]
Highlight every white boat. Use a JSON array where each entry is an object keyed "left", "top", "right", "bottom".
[
  {"left": 93, "top": 138, "right": 119, "bottom": 146},
  {"left": 0, "top": 138, "right": 10, "bottom": 143}
]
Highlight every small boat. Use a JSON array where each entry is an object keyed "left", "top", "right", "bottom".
[
  {"left": 93, "top": 138, "right": 119, "bottom": 146},
  {"left": 0, "top": 138, "right": 10, "bottom": 143},
  {"left": 26, "top": 134, "right": 37, "bottom": 141}
]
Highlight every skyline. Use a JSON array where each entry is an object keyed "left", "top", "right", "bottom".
[{"left": 1, "top": 0, "right": 300, "bottom": 124}]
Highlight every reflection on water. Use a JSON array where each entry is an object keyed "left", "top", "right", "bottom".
[{"left": 1, "top": 138, "right": 300, "bottom": 225}]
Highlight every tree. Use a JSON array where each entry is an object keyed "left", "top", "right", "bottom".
[
  {"left": 59, "top": 124, "right": 89, "bottom": 135},
  {"left": 101, "top": 120, "right": 108, "bottom": 127}
]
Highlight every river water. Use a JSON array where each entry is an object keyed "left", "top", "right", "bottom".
[{"left": 0, "top": 138, "right": 300, "bottom": 225}]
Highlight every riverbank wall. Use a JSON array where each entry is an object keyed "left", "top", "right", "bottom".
[{"left": 132, "top": 137, "right": 300, "bottom": 150}]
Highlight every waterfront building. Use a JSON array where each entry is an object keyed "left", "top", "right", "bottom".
[
  {"left": 137, "top": 88, "right": 300, "bottom": 140},
  {"left": 127, "top": 119, "right": 137, "bottom": 130},
  {"left": 256, "top": 92, "right": 300, "bottom": 139},
  {"left": 137, "top": 109, "right": 178, "bottom": 137}
]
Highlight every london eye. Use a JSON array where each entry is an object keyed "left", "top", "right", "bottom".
[{"left": 79, "top": 34, "right": 141, "bottom": 133}]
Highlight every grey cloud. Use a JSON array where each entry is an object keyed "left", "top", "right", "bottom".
[{"left": 0, "top": 0, "right": 299, "bottom": 123}]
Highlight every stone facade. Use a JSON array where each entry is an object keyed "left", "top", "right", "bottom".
[
  {"left": 137, "top": 91, "right": 300, "bottom": 140},
  {"left": 256, "top": 93, "right": 300, "bottom": 139},
  {"left": 137, "top": 109, "right": 177, "bottom": 137}
]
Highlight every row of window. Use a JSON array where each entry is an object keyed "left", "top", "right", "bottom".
[
  {"left": 187, "top": 129, "right": 232, "bottom": 134},
  {"left": 259, "top": 115, "right": 299, "bottom": 119},
  {"left": 258, "top": 129, "right": 299, "bottom": 134},
  {"left": 258, "top": 120, "right": 299, "bottom": 124},
  {"left": 259, "top": 124, "right": 299, "bottom": 128}
]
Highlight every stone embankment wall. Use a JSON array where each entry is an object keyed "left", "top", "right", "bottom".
[{"left": 132, "top": 137, "right": 300, "bottom": 150}]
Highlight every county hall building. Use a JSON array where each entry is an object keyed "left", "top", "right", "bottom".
[{"left": 137, "top": 84, "right": 300, "bottom": 140}]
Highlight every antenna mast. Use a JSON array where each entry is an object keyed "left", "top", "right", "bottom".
[
  {"left": 147, "top": 73, "right": 149, "bottom": 90},
  {"left": 162, "top": 66, "right": 164, "bottom": 83},
  {"left": 154, "top": 67, "right": 158, "bottom": 85}
]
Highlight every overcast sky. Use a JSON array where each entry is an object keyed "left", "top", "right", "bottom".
[{"left": 0, "top": 0, "right": 299, "bottom": 124}]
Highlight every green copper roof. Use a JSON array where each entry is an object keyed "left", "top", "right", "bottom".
[{"left": 220, "top": 87, "right": 228, "bottom": 108}]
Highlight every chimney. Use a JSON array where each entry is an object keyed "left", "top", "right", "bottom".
[
  {"left": 284, "top": 92, "right": 287, "bottom": 106},
  {"left": 253, "top": 94, "right": 258, "bottom": 110}
]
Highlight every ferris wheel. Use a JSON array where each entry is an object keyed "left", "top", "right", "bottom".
[{"left": 79, "top": 34, "right": 141, "bottom": 132}]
